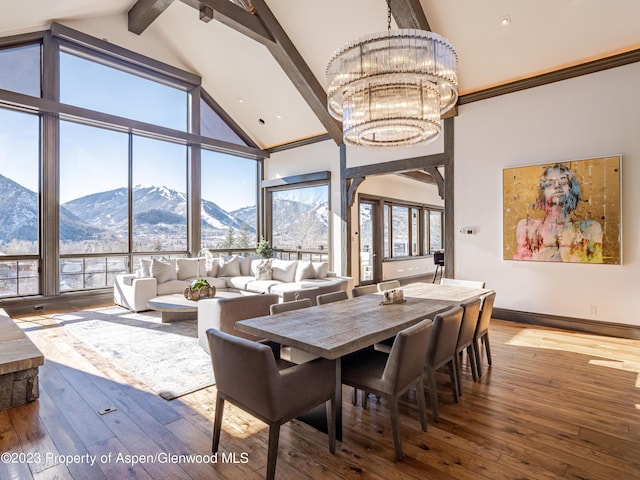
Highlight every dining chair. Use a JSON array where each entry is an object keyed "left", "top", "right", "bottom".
[
  {"left": 270, "top": 298, "right": 316, "bottom": 363},
  {"left": 474, "top": 291, "right": 496, "bottom": 377},
  {"left": 377, "top": 280, "right": 401, "bottom": 291},
  {"left": 207, "top": 328, "right": 336, "bottom": 480},
  {"left": 316, "top": 290, "right": 349, "bottom": 305},
  {"left": 341, "top": 319, "right": 433, "bottom": 460},
  {"left": 432, "top": 251, "right": 445, "bottom": 283},
  {"left": 270, "top": 298, "right": 312, "bottom": 315},
  {"left": 352, "top": 284, "right": 378, "bottom": 297},
  {"left": 440, "top": 278, "right": 486, "bottom": 288},
  {"left": 424, "top": 305, "right": 463, "bottom": 422},
  {"left": 454, "top": 298, "right": 482, "bottom": 393}
]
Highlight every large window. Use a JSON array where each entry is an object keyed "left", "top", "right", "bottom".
[
  {"left": 201, "top": 150, "right": 257, "bottom": 249},
  {"left": 60, "top": 51, "right": 188, "bottom": 131},
  {"left": 269, "top": 182, "right": 329, "bottom": 253},
  {"left": 132, "top": 136, "right": 188, "bottom": 252},
  {"left": 0, "top": 29, "right": 262, "bottom": 299},
  {"left": 384, "top": 200, "right": 443, "bottom": 259},
  {"left": 0, "top": 43, "right": 41, "bottom": 97},
  {"left": 0, "top": 107, "right": 40, "bottom": 297}
]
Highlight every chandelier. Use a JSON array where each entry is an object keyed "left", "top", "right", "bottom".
[{"left": 326, "top": 0, "right": 458, "bottom": 147}]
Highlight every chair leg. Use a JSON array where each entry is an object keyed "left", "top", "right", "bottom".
[
  {"left": 266, "top": 424, "right": 281, "bottom": 480},
  {"left": 415, "top": 381, "right": 428, "bottom": 432},
  {"left": 351, "top": 387, "right": 358, "bottom": 406},
  {"left": 388, "top": 396, "right": 403, "bottom": 461},
  {"left": 448, "top": 360, "right": 459, "bottom": 403},
  {"left": 363, "top": 391, "right": 368, "bottom": 408},
  {"left": 467, "top": 344, "right": 478, "bottom": 382},
  {"left": 455, "top": 351, "right": 463, "bottom": 396},
  {"left": 425, "top": 368, "right": 440, "bottom": 422},
  {"left": 483, "top": 333, "right": 493, "bottom": 366},
  {"left": 212, "top": 395, "right": 225, "bottom": 453},
  {"left": 473, "top": 337, "right": 483, "bottom": 377}
]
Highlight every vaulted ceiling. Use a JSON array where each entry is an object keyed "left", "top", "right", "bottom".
[{"left": 2, "top": 0, "right": 640, "bottom": 150}]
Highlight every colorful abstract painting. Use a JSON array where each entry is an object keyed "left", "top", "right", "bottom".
[{"left": 503, "top": 156, "right": 621, "bottom": 264}]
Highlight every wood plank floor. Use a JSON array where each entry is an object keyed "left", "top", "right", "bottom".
[{"left": 1, "top": 308, "right": 639, "bottom": 479}]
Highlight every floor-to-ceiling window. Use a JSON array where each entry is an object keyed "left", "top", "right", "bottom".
[
  {"left": 0, "top": 107, "right": 41, "bottom": 297},
  {"left": 0, "top": 26, "right": 263, "bottom": 301},
  {"left": 200, "top": 149, "right": 257, "bottom": 250}
]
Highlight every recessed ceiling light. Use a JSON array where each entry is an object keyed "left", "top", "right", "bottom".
[
  {"left": 499, "top": 15, "right": 511, "bottom": 26},
  {"left": 275, "top": 114, "right": 282, "bottom": 119},
  {"left": 238, "top": 98, "right": 245, "bottom": 103}
]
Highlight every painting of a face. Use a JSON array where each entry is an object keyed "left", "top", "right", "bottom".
[{"left": 503, "top": 156, "right": 621, "bottom": 264}]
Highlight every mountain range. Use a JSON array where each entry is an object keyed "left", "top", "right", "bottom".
[{"left": 0, "top": 174, "right": 327, "bottom": 248}]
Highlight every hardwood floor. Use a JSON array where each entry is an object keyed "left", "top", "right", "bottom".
[{"left": 1, "top": 309, "right": 639, "bottom": 479}]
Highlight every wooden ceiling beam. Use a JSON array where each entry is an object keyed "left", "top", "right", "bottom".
[
  {"left": 390, "top": 0, "right": 431, "bottom": 31},
  {"left": 182, "top": 0, "right": 274, "bottom": 44},
  {"left": 249, "top": 0, "right": 344, "bottom": 145},
  {"left": 128, "top": 0, "right": 175, "bottom": 35}
]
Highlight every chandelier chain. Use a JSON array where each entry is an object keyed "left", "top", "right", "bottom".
[{"left": 387, "top": 0, "right": 392, "bottom": 31}]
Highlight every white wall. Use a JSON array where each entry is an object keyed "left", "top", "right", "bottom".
[{"left": 454, "top": 62, "right": 640, "bottom": 326}]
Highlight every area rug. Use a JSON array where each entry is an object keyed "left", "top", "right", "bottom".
[{"left": 54, "top": 306, "right": 214, "bottom": 400}]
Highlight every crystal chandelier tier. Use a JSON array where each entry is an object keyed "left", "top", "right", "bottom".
[{"left": 326, "top": 3, "right": 458, "bottom": 147}]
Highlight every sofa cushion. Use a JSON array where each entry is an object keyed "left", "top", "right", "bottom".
[
  {"left": 239, "top": 255, "right": 258, "bottom": 276},
  {"left": 313, "top": 261, "right": 329, "bottom": 279},
  {"left": 176, "top": 258, "right": 200, "bottom": 280},
  {"left": 139, "top": 258, "right": 152, "bottom": 277},
  {"left": 201, "top": 251, "right": 219, "bottom": 277},
  {"left": 254, "top": 259, "right": 273, "bottom": 280},
  {"left": 150, "top": 259, "right": 176, "bottom": 283},
  {"left": 245, "top": 280, "right": 280, "bottom": 294},
  {"left": 295, "top": 260, "right": 316, "bottom": 282},
  {"left": 271, "top": 259, "right": 297, "bottom": 283},
  {"left": 157, "top": 279, "right": 188, "bottom": 295},
  {"left": 219, "top": 255, "right": 241, "bottom": 277},
  {"left": 226, "top": 276, "right": 255, "bottom": 290}
]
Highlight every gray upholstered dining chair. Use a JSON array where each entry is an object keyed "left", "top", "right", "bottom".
[
  {"left": 270, "top": 298, "right": 312, "bottom": 315},
  {"left": 341, "top": 319, "right": 433, "bottom": 460},
  {"left": 424, "top": 305, "right": 464, "bottom": 422},
  {"left": 377, "top": 280, "right": 401, "bottom": 291},
  {"left": 474, "top": 291, "right": 496, "bottom": 377},
  {"left": 316, "top": 290, "right": 349, "bottom": 305},
  {"left": 270, "top": 298, "right": 316, "bottom": 364},
  {"left": 207, "top": 328, "right": 336, "bottom": 480},
  {"left": 455, "top": 298, "right": 482, "bottom": 392},
  {"left": 352, "top": 284, "right": 378, "bottom": 297}
]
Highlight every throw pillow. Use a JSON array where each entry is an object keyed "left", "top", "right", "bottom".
[
  {"left": 271, "top": 259, "right": 297, "bottom": 283},
  {"left": 150, "top": 259, "right": 176, "bottom": 283},
  {"left": 255, "top": 259, "right": 273, "bottom": 280},
  {"left": 139, "top": 258, "right": 152, "bottom": 277},
  {"left": 176, "top": 258, "right": 199, "bottom": 280},
  {"left": 218, "top": 255, "right": 241, "bottom": 277},
  {"left": 240, "top": 255, "right": 257, "bottom": 276},
  {"left": 295, "top": 260, "right": 316, "bottom": 282},
  {"left": 202, "top": 251, "right": 219, "bottom": 277},
  {"left": 313, "top": 261, "right": 329, "bottom": 279}
]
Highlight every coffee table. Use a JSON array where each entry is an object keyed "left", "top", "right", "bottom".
[
  {"left": 147, "top": 291, "right": 247, "bottom": 323},
  {"left": 147, "top": 294, "right": 199, "bottom": 322}
]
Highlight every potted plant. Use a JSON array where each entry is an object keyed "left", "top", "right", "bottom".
[
  {"left": 184, "top": 278, "right": 216, "bottom": 300},
  {"left": 256, "top": 236, "right": 273, "bottom": 258}
]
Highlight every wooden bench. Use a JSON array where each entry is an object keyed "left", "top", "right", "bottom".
[{"left": 0, "top": 308, "right": 44, "bottom": 410}]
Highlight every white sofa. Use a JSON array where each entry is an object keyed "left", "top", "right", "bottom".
[{"left": 114, "top": 255, "right": 349, "bottom": 312}]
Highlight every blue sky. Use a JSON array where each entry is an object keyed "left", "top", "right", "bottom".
[{"left": 0, "top": 50, "right": 256, "bottom": 212}]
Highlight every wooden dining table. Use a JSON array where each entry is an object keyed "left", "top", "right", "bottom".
[{"left": 235, "top": 282, "right": 491, "bottom": 439}]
